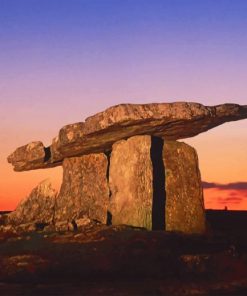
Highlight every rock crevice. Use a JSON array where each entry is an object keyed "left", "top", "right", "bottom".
[{"left": 151, "top": 136, "right": 166, "bottom": 231}]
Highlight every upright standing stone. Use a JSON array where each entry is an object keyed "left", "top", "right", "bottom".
[
  {"left": 163, "top": 141, "right": 206, "bottom": 234},
  {"left": 109, "top": 136, "right": 153, "bottom": 230},
  {"left": 109, "top": 136, "right": 205, "bottom": 233},
  {"left": 55, "top": 153, "right": 109, "bottom": 224}
]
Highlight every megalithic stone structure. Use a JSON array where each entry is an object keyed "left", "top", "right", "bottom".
[{"left": 7, "top": 102, "right": 247, "bottom": 233}]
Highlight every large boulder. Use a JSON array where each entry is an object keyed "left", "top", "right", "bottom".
[
  {"left": 7, "top": 179, "right": 57, "bottom": 226},
  {"left": 109, "top": 136, "right": 153, "bottom": 230},
  {"left": 163, "top": 141, "right": 206, "bottom": 234},
  {"left": 7, "top": 103, "right": 247, "bottom": 171},
  {"left": 55, "top": 153, "right": 109, "bottom": 224}
]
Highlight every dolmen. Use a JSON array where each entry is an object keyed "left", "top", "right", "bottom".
[{"left": 7, "top": 102, "right": 247, "bottom": 233}]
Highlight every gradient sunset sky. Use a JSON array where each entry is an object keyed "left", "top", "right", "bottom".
[{"left": 0, "top": 0, "right": 246, "bottom": 211}]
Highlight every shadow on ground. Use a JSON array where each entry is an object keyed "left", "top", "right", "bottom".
[{"left": 1, "top": 212, "right": 247, "bottom": 295}]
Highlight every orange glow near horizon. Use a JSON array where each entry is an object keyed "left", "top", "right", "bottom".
[
  {"left": 0, "top": 165, "right": 63, "bottom": 211},
  {"left": 1, "top": 167, "right": 247, "bottom": 211},
  {"left": 3, "top": 188, "right": 247, "bottom": 212},
  {"left": 1, "top": 114, "right": 246, "bottom": 212},
  {"left": 204, "top": 188, "right": 247, "bottom": 211}
]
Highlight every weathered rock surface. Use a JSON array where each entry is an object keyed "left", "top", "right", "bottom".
[
  {"left": 55, "top": 153, "right": 109, "bottom": 224},
  {"left": 7, "top": 141, "right": 52, "bottom": 171},
  {"left": 163, "top": 141, "right": 206, "bottom": 233},
  {"left": 109, "top": 136, "right": 153, "bottom": 229},
  {"left": 108, "top": 136, "right": 205, "bottom": 233},
  {"left": 7, "top": 179, "right": 57, "bottom": 226},
  {"left": 8, "top": 102, "right": 247, "bottom": 171},
  {"left": 47, "top": 216, "right": 94, "bottom": 232},
  {"left": 5, "top": 139, "right": 205, "bottom": 234}
]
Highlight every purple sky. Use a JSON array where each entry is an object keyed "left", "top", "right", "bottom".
[{"left": 0, "top": 0, "right": 247, "bottom": 210}]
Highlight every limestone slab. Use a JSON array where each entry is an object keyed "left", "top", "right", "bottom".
[
  {"left": 163, "top": 141, "right": 206, "bottom": 234},
  {"left": 55, "top": 153, "right": 109, "bottom": 224},
  {"left": 108, "top": 136, "right": 205, "bottom": 233},
  {"left": 109, "top": 136, "right": 153, "bottom": 230},
  {"left": 7, "top": 102, "right": 247, "bottom": 171}
]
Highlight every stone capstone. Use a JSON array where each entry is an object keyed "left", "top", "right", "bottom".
[
  {"left": 7, "top": 103, "right": 247, "bottom": 171},
  {"left": 7, "top": 179, "right": 57, "bottom": 226},
  {"left": 55, "top": 153, "right": 109, "bottom": 224},
  {"left": 7, "top": 141, "right": 51, "bottom": 172}
]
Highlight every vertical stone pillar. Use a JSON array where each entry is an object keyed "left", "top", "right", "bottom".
[
  {"left": 163, "top": 141, "right": 206, "bottom": 234},
  {"left": 109, "top": 136, "right": 205, "bottom": 234},
  {"left": 109, "top": 136, "right": 153, "bottom": 230},
  {"left": 55, "top": 153, "right": 109, "bottom": 224}
]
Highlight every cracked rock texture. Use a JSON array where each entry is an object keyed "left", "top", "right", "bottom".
[
  {"left": 7, "top": 102, "right": 247, "bottom": 171},
  {"left": 108, "top": 136, "right": 205, "bottom": 233},
  {"left": 109, "top": 136, "right": 153, "bottom": 230},
  {"left": 7, "top": 179, "right": 57, "bottom": 226},
  {"left": 7, "top": 141, "right": 47, "bottom": 171},
  {"left": 55, "top": 153, "right": 109, "bottom": 224},
  {"left": 164, "top": 141, "right": 206, "bottom": 234},
  {"left": 5, "top": 138, "right": 206, "bottom": 234}
]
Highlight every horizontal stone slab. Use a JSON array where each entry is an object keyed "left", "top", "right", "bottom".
[
  {"left": 7, "top": 141, "right": 62, "bottom": 171},
  {"left": 7, "top": 102, "right": 247, "bottom": 171}
]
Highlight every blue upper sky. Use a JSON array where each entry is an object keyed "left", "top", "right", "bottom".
[
  {"left": 1, "top": 0, "right": 247, "bottom": 210},
  {"left": 1, "top": 0, "right": 247, "bottom": 116}
]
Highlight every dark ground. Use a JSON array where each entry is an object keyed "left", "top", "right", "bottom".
[{"left": 1, "top": 210, "right": 247, "bottom": 296}]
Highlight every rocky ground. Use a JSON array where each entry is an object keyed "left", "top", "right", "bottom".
[{"left": 1, "top": 215, "right": 247, "bottom": 296}]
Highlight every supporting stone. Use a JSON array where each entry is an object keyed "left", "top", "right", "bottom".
[
  {"left": 108, "top": 135, "right": 205, "bottom": 233},
  {"left": 109, "top": 136, "right": 153, "bottom": 230},
  {"left": 55, "top": 153, "right": 109, "bottom": 224},
  {"left": 163, "top": 141, "right": 206, "bottom": 234}
]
